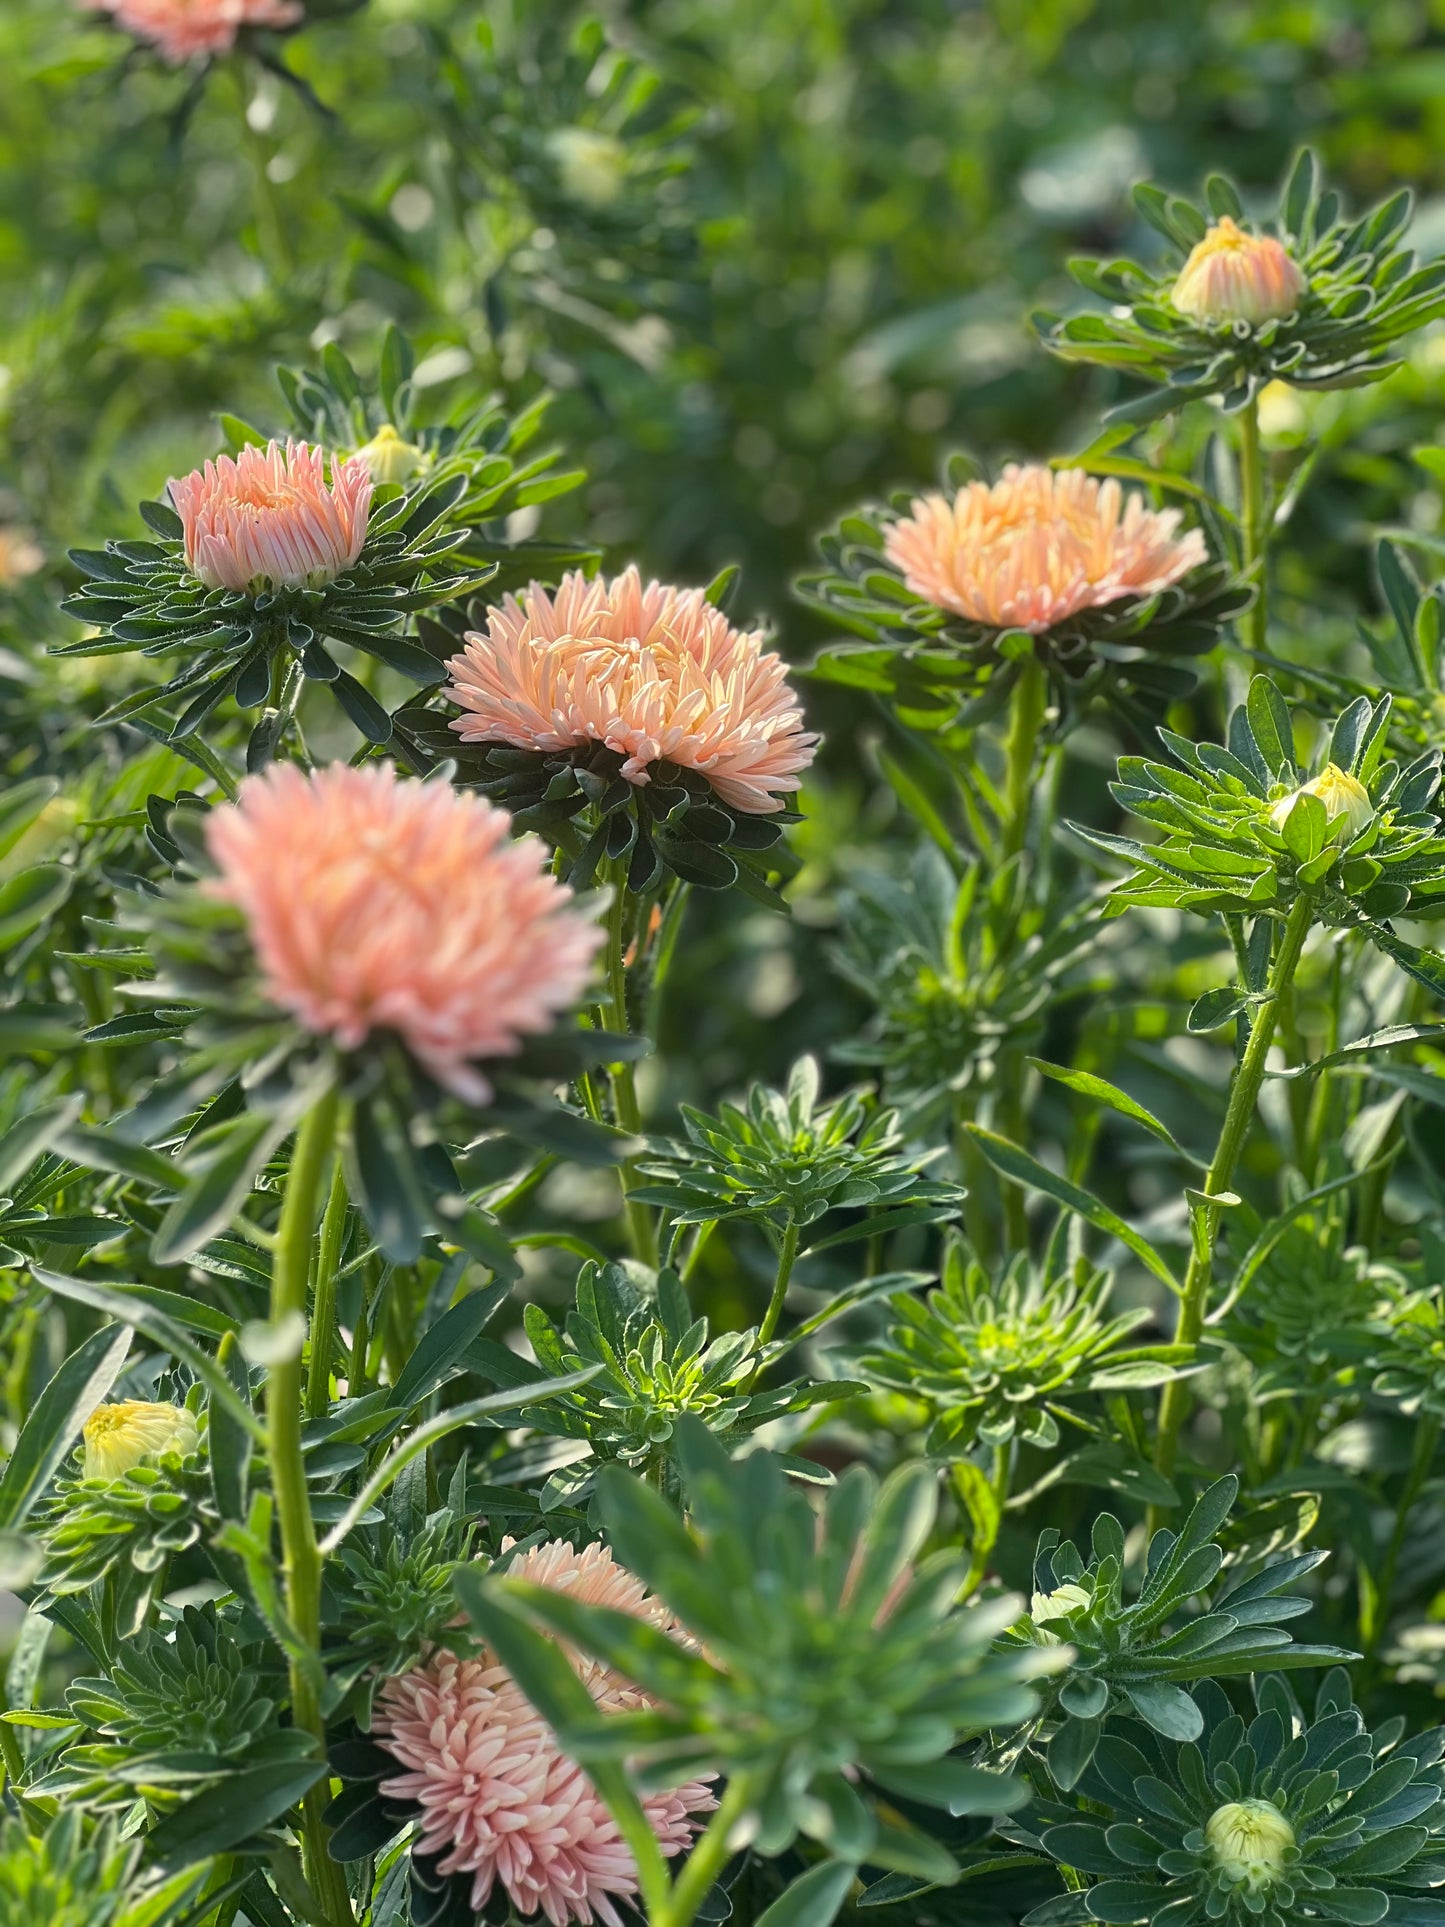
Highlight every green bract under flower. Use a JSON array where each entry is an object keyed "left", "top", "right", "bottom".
[
  {"left": 1078, "top": 677, "right": 1445, "bottom": 992},
  {"left": 1023, "top": 1672, "right": 1445, "bottom": 1927},
  {"left": 1035, "top": 151, "right": 1445, "bottom": 422},
  {"left": 998, "top": 1480, "right": 1356, "bottom": 1793},
  {"left": 858, "top": 1246, "right": 1191, "bottom": 1454}
]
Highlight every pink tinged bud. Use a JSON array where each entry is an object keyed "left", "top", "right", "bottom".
[
  {"left": 444, "top": 565, "right": 819, "bottom": 815},
  {"left": 79, "top": 0, "right": 303, "bottom": 63},
  {"left": 372, "top": 1539, "right": 715, "bottom": 1927},
  {"left": 1171, "top": 217, "right": 1305, "bottom": 326},
  {"left": 168, "top": 440, "right": 371, "bottom": 595},
  {"left": 884, "top": 463, "right": 1207, "bottom": 636},
  {"left": 203, "top": 762, "right": 604, "bottom": 1102}
]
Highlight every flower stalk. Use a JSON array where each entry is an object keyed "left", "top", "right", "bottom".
[
  {"left": 1153, "top": 891, "right": 1314, "bottom": 1492},
  {"left": 1238, "top": 394, "right": 1267, "bottom": 653},
  {"left": 268, "top": 1085, "right": 352, "bottom": 1927},
  {"left": 602, "top": 873, "right": 658, "bottom": 1267}
]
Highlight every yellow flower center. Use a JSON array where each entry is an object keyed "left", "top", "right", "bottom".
[{"left": 1205, "top": 1799, "right": 1295, "bottom": 1891}]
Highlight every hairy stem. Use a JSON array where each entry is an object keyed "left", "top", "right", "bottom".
[
  {"left": 1152, "top": 892, "right": 1314, "bottom": 1498},
  {"left": 655, "top": 1772, "right": 758, "bottom": 1927},
  {"left": 1002, "top": 652, "right": 1048, "bottom": 861},
  {"left": 602, "top": 874, "right": 658, "bottom": 1266},
  {"left": 757, "top": 1217, "right": 801, "bottom": 1348},
  {"left": 306, "top": 1153, "right": 349, "bottom": 1421},
  {"left": 269, "top": 1087, "right": 352, "bottom": 1926},
  {"left": 1239, "top": 394, "right": 1268, "bottom": 654}
]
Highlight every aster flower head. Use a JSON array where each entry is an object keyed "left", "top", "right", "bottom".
[
  {"left": 407, "top": 564, "right": 815, "bottom": 893},
  {"left": 884, "top": 464, "right": 1205, "bottom": 637},
  {"left": 202, "top": 760, "right": 602, "bottom": 1102},
  {"left": 1170, "top": 217, "right": 1305, "bottom": 326},
  {"left": 1038, "top": 152, "right": 1445, "bottom": 422},
  {"left": 82, "top": 1400, "right": 199, "bottom": 1480},
  {"left": 81, "top": 0, "right": 302, "bottom": 63},
  {"left": 169, "top": 440, "right": 369, "bottom": 594},
  {"left": 371, "top": 1537, "right": 714, "bottom": 1927},
  {"left": 803, "top": 454, "right": 1243, "bottom": 735}
]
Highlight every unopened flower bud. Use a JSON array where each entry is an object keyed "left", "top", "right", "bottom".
[
  {"left": 1270, "top": 763, "right": 1374, "bottom": 841},
  {"left": 1205, "top": 1799, "right": 1295, "bottom": 1892},
  {"left": 1172, "top": 218, "right": 1305, "bottom": 326},
  {"left": 353, "top": 424, "right": 430, "bottom": 487},
  {"left": 547, "top": 128, "right": 628, "bottom": 208},
  {"left": 83, "top": 1400, "right": 199, "bottom": 1480}
]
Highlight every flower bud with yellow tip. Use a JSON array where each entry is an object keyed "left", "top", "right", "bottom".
[
  {"left": 82, "top": 1400, "right": 199, "bottom": 1481},
  {"left": 1270, "top": 763, "right": 1374, "bottom": 842},
  {"left": 352, "top": 423, "right": 430, "bottom": 487},
  {"left": 1172, "top": 217, "right": 1305, "bottom": 326},
  {"left": 1205, "top": 1798, "right": 1296, "bottom": 1892}
]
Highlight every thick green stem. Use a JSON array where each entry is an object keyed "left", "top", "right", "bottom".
[
  {"left": 757, "top": 1218, "right": 801, "bottom": 1348},
  {"left": 270, "top": 1088, "right": 352, "bottom": 1927},
  {"left": 1239, "top": 395, "right": 1268, "bottom": 654},
  {"left": 306, "top": 1154, "right": 349, "bottom": 1421},
  {"left": 1002, "top": 653, "right": 1047, "bottom": 861},
  {"left": 602, "top": 876, "right": 658, "bottom": 1266},
  {"left": 1152, "top": 893, "right": 1314, "bottom": 1496},
  {"left": 654, "top": 1772, "right": 759, "bottom": 1927}
]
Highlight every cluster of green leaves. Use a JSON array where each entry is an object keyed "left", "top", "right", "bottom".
[{"left": 1038, "top": 152, "right": 1445, "bottom": 421}]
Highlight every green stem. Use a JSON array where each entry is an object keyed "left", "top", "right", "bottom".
[
  {"left": 654, "top": 1772, "right": 758, "bottom": 1927},
  {"left": 306, "top": 1153, "right": 349, "bottom": 1422},
  {"left": 1002, "top": 652, "right": 1047, "bottom": 860},
  {"left": 269, "top": 1087, "right": 352, "bottom": 1927},
  {"left": 757, "top": 1218, "right": 801, "bottom": 1348},
  {"left": 602, "top": 873, "right": 658, "bottom": 1266},
  {"left": 1239, "top": 394, "right": 1268, "bottom": 654},
  {"left": 1152, "top": 893, "right": 1314, "bottom": 1497},
  {"left": 1365, "top": 1413, "right": 1439, "bottom": 1664}
]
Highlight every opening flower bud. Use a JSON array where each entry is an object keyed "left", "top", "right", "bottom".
[
  {"left": 1270, "top": 763, "right": 1374, "bottom": 842},
  {"left": 1171, "top": 217, "right": 1305, "bottom": 326},
  {"left": 83, "top": 1400, "right": 199, "bottom": 1480},
  {"left": 1205, "top": 1798, "right": 1296, "bottom": 1891},
  {"left": 353, "top": 423, "right": 430, "bottom": 486}
]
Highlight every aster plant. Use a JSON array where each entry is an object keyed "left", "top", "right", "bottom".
[{"left": 1022, "top": 1673, "right": 1445, "bottom": 1927}]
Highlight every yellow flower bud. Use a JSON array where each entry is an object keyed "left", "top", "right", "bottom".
[
  {"left": 1205, "top": 1799, "right": 1296, "bottom": 1891},
  {"left": 352, "top": 424, "right": 430, "bottom": 487},
  {"left": 547, "top": 128, "right": 629, "bottom": 208},
  {"left": 1172, "top": 218, "right": 1305, "bottom": 326},
  {"left": 1270, "top": 763, "right": 1374, "bottom": 842},
  {"left": 82, "top": 1400, "right": 199, "bottom": 1480}
]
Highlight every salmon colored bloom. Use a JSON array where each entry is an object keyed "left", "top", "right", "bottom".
[
  {"left": 0, "top": 528, "right": 43, "bottom": 587},
  {"left": 1171, "top": 217, "right": 1305, "bottom": 327},
  {"left": 373, "top": 1538, "right": 715, "bottom": 1927},
  {"left": 203, "top": 763, "right": 602, "bottom": 1101},
  {"left": 82, "top": 0, "right": 302, "bottom": 63},
  {"left": 83, "top": 1401, "right": 199, "bottom": 1480},
  {"left": 168, "top": 441, "right": 370, "bottom": 595},
  {"left": 884, "top": 463, "right": 1207, "bottom": 636},
  {"left": 445, "top": 566, "right": 817, "bottom": 815}
]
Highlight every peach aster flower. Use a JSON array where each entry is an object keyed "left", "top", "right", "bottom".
[
  {"left": 82, "top": 0, "right": 302, "bottom": 63},
  {"left": 203, "top": 762, "right": 602, "bottom": 1101},
  {"left": 884, "top": 463, "right": 1207, "bottom": 636},
  {"left": 1171, "top": 217, "right": 1305, "bottom": 327},
  {"left": 168, "top": 441, "right": 370, "bottom": 594},
  {"left": 372, "top": 1538, "right": 716, "bottom": 1927},
  {"left": 0, "top": 528, "right": 43, "bottom": 587},
  {"left": 445, "top": 566, "right": 817, "bottom": 815}
]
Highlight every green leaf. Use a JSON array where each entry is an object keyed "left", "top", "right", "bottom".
[
  {"left": 0, "top": 1323, "right": 132, "bottom": 1529},
  {"left": 388, "top": 1283, "right": 511, "bottom": 1411},
  {"left": 1028, "top": 1060, "right": 1195, "bottom": 1159},
  {"left": 147, "top": 1759, "right": 328, "bottom": 1868},
  {"left": 0, "top": 1094, "right": 81, "bottom": 1193},
  {"left": 0, "top": 777, "right": 60, "bottom": 860},
  {"left": 756, "top": 1861, "right": 859, "bottom": 1927},
  {"left": 1048, "top": 1714, "right": 1102, "bottom": 1792},
  {"left": 965, "top": 1127, "right": 1180, "bottom": 1294},
  {"left": 1246, "top": 677, "right": 1295, "bottom": 776},
  {"left": 868, "top": 1758, "right": 1028, "bottom": 1816},
  {"left": 1188, "top": 986, "right": 1265, "bottom": 1033},
  {"left": 153, "top": 1109, "right": 293, "bottom": 1264},
  {"left": 1121, "top": 1678, "right": 1203, "bottom": 1740},
  {"left": 0, "top": 864, "right": 72, "bottom": 951}
]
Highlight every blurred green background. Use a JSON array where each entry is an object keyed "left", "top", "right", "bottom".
[{"left": 7, "top": 0, "right": 1445, "bottom": 1321}]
